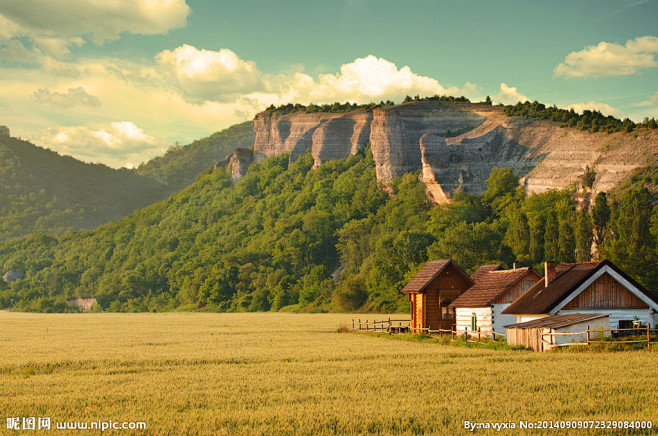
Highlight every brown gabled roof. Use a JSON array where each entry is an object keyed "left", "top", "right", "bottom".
[
  {"left": 504, "top": 313, "right": 609, "bottom": 329},
  {"left": 502, "top": 260, "right": 657, "bottom": 315},
  {"left": 449, "top": 268, "right": 536, "bottom": 308},
  {"left": 470, "top": 264, "right": 504, "bottom": 283},
  {"left": 400, "top": 259, "right": 474, "bottom": 294}
]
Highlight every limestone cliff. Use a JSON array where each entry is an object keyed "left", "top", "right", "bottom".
[{"left": 245, "top": 101, "right": 658, "bottom": 202}]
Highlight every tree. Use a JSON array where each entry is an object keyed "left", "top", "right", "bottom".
[
  {"left": 575, "top": 210, "right": 592, "bottom": 262},
  {"left": 558, "top": 217, "right": 576, "bottom": 262},
  {"left": 591, "top": 192, "right": 610, "bottom": 249},
  {"left": 544, "top": 212, "right": 559, "bottom": 261}
]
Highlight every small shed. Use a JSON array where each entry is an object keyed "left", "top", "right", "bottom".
[
  {"left": 505, "top": 313, "right": 610, "bottom": 352},
  {"left": 400, "top": 259, "right": 474, "bottom": 333}
]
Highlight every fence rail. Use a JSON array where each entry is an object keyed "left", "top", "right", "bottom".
[
  {"left": 542, "top": 326, "right": 657, "bottom": 349},
  {"left": 352, "top": 319, "right": 657, "bottom": 349},
  {"left": 351, "top": 318, "right": 504, "bottom": 344}
]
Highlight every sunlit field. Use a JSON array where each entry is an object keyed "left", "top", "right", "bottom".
[{"left": 1, "top": 312, "right": 656, "bottom": 435}]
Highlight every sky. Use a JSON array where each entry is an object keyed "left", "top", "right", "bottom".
[{"left": 0, "top": 0, "right": 656, "bottom": 168}]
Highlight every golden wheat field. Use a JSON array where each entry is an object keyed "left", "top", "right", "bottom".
[{"left": 0, "top": 312, "right": 656, "bottom": 435}]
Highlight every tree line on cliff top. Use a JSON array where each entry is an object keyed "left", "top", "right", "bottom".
[
  {"left": 0, "top": 145, "right": 655, "bottom": 313},
  {"left": 267, "top": 96, "right": 658, "bottom": 134}
]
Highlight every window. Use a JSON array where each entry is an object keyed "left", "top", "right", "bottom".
[
  {"left": 471, "top": 313, "right": 477, "bottom": 331},
  {"left": 442, "top": 306, "right": 452, "bottom": 319}
]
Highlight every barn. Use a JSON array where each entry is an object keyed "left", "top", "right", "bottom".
[
  {"left": 502, "top": 260, "right": 658, "bottom": 329},
  {"left": 448, "top": 265, "right": 542, "bottom": 336},
  {"left": 505, "top": 313, "right": 611, "bottom": 352},
  {"left": 400, "top": 260, "right": 473, "bottom": 333}
]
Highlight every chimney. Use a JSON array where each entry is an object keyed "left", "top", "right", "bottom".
[
  {"left": 544, "top": 261, "right": 556, "bottom": 287},
  {"left": 513, "top": 262, "right": 517, "bottom": 270}
]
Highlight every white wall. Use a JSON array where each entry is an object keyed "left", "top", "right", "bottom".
[
  {"left": 455, "top": 307, "right": 492, "bottom": 336},
  {"left": 517, "top": 314, "right": 550, "bottom": 324},
  {"left": 492, "top": 303, "right": 517, "bottom": 334},
  {"left": 558, "top": 309, "right": 655, "bottom": 329}
]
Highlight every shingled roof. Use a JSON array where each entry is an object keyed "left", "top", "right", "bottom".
[
  {"left": 504, "top": 313, "right": 609, "bottom": 330},
  {"left": 400, "top": 259, "right": 474, "bottom": 294},
  {"left": 470, "top": 264, "right": 504, "bottom": 283},
  {"left": 502, "top": 260, "right": 657, "bottom": 315},
  {"left": 449, "top": 268, "right": 536, "bottom": 308}
]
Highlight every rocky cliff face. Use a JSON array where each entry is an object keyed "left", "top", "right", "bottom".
[
  {"left": 245, "top": 101, "right": 657, "bottom": 202},
  {"left": 253, "top": 111, "right": 371, "bottom": 168}
]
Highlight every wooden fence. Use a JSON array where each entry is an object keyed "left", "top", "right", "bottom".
[
  {"left": 351, "top": 318, "right": 505, "bottom": 344},
  {"left": 352, "top": 319, "right": 657, "bottom": 349},
  {"left": 542, "top": 326, "right": 658, "bottom": 349}
]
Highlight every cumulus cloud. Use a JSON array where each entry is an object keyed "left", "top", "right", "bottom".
[
  {"left": 565, "top": 101, "right": 624, "bottom": 118},
  {"left": 31, "top": 87, "right": 101, "bottom": 108},
  {"left": 554, "top": 36, "right": 658, "bottom": 78},
  {"left": 494, "top": 82, "right": 529, "bottom": 105},
  {"left": 281, "top": 55, "right": 469, "bottom": 104},
  {"left": 156, "top": 45, "right": 265, "bottom": 103},
  {"left": 35, "top": 122, "right": 167, "bottom": 168},
  {"left": 0, "top": 0, "right": 190, "bottom": 60}
]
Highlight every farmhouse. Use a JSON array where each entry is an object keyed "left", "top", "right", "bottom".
[
  {"left": 505, "top": 313, "right": 611, "bottom": 352},
  {"left": 400, "top": 260, "right": 473, "bottom": 333},
  {"left": 449, "top": 265, "right": 542, "bottom": 336},
  {"left": 502, "top": 260, "right": 658, "bottom": 329}
]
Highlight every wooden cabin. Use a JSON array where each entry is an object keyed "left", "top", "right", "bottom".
[
  {"left": 502, "top": 260, "right": 658, "bottom": 329},
  {"left": 449, "top": 265, "right": 542, "bottom": 336},
  {"left": 400, "top": 260, "right": 474, "bottom": 333}
]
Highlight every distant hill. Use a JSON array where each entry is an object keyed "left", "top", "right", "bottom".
[{"left": 0, "top": 122, "right": 255, "bottom": 242}]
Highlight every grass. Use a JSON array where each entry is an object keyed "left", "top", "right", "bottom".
[{"left": 0, "top": 312, "right": 656, "bottom": 435}]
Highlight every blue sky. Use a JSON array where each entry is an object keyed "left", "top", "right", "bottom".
[{"left": 0, "top": 0, "right": 656, "bottom": 167}]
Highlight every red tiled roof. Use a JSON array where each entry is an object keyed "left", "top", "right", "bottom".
[
  {"left": 502, "top": 260, "right": 656, "bottom": 315},
  {"left": 449, "top": 268, "right": 537, "bottom": 308},
  {"left": 504, "top": 313, "right": 609, "bottom": 329},
  {"left": 400, "top": 259, "right": 473, "bottom": 294}
]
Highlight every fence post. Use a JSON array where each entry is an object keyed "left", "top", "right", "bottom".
[
  {"left": 366, "top": 320, "right": 368, "bottom": 331},
  {"left": 358, "top": 319, "right": 361, "bottom": 330},
  {"left": 648, "top": 325, "right": 651, "bottom": 350},
  {"left": 352, "top": 319, "right": 354, "bottom": 330},
  {"left": 586, "top": 327, "right": 590, "bottom": 346},
  {"left": 478, "top": 327, "right": 481, "bottom": 343}
]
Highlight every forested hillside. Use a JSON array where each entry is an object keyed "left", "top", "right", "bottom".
[
  {"left": 135, "top": 121, "right": 254, "bottom": 190},
  {"left": 0, "top": 122, "right": 254, "bottom": 242},
  {"left": 1, "top": 147, "right": 655, "bottom": 313}
]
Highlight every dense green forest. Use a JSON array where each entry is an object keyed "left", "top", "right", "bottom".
[
  {"left": 1, "top": 147, "right": 655, "bottom": 313},
  {"left": 503, "top": 100, "right": 658, "bottom": 133},
  {"left": 0, "top": 122, "right": 254, "bottom": 242}
]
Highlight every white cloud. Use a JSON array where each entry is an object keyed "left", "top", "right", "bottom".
[
  {"left": 632, "top": 91, "right": 658, "bottom": 108},
  {"left": 281, "top": 55, "right": 470, "bottom": 104},
  {"left": 35, "top": 122, "right": 167, "bottom": 168},
  {"left": 156, "top": 45, "right": 266, "bottom": 103},
  {"left": 554, "top": 36, "right": 658, "bottom": 78},
  {"left": 0, "top": 0, "right": 190, "bottom": 55},
  {"left": 1, "top": 49, "right": 483, "bottom": 167},
  {"left": 564, "top": 101, "right": 624, "bottom": 118},
  {"left": 494, "top": 82, "right": 529, "bottom": 105},
  {"left": 31, "top": 87, "right": 101, "bottom": 108}
]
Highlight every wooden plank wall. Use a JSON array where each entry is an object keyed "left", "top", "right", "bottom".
[
  {"left": 563, "top": 273, "right": 648, "bottom": 309},
  {"left": 455, "top": 307, "right": 493, "bottom": 336},
  {"left": 423, "top": 264, "right": 471, "bottom": 330},
  {"left": 495, "top": 272, "right": 542, "bottom": 304}
]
